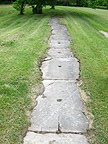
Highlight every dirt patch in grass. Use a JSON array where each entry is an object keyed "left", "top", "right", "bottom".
[
  {"left": 77, "top": 80, "right": 94, "bottom": 129},
  {"left": 77, "top": 80, "right": 95, "bottom": 143}
]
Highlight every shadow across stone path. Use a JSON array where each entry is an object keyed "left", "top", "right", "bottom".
[{"left": 24, "top": 16, "right": 89, "bottom": 144}]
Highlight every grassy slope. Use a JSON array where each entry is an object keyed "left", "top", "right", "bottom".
[
  {"left": 59, "top": 6, "right": 108, "bottom": 144},
  {"left": 0, "top": 5, "right": 108, "bottom": 144},
  {"left": 0, "top": 5, "right": 51, "bottom": 144}
]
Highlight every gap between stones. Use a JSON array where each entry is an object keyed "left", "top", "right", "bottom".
[{"left": 27, "top": 130, "right": 86, "bottom": 135}]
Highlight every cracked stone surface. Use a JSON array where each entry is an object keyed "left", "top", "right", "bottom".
[
  {"left": 49, "top": 40, "right": 70, "bottom": 48},
  {"left": 48, "top": 48, "right": 73, "bottom": 58},
  {"left": 24, "top": 132, "right": 89, "bottom": 144},
  {"left": 24, "top": 16, "right": 89, "bottom": 144},
  {"left": 28, "top": 95, "right": 58, "bottom": 132},
  {"left": 49, "top": 35, "right": 69, "bottom": 40},
  {"left": 41, "top": 58, "right": 79, "bottom": 80},
  {"left": 52, "top": 30, "right": 68, "bottom": 35},
  {"left": 29, "top": 80, "right": 88, "bottom": 133},
  {"left": 51, "top": 25, "right": 67, "bottom": 30}
]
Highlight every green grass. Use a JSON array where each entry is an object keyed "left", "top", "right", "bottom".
[
  {"left": 0, "top": 5, "right": 52, "bottom": 144},
  {"left": 59, "top": 6, "right": 108, "bottom": 143},
  {"left": 0, "top": 5, "right": 108, "bottom": 144}
]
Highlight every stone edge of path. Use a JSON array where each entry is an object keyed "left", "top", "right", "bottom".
[{"left": 24, "top": 132, "right": 89, "bottom": 144}]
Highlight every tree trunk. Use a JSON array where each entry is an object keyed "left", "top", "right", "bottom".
[
  {"left": 66, "top": 0, "right": 69, "bottom": 6},
  {"left": 107, "top": 0, "right": 108, "bottom": 9},
  {"left": 51, "top": 0, "right": 55, "bottom": 9},
  {"left": 36, "top": 4, "right": 42, "bottom": 14},
  {"left": 20, "top": 1, "right": 24, "bottom": 15},
  {"left": 76, "top": 0, "right": 80, "bottom": 6},
  {"left": 32, "top": 4, "right": 42, "bottom": 14},
  {"left": 32, "top": 6, "right": 36, "bottom": 14}
]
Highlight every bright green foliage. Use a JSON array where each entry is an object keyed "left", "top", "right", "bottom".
[
  {"left": 13, "top": 0, "right": 26, "bottom": 14},
  {"left": 97, "top": 0, "right": 108, "bottom": 9}
]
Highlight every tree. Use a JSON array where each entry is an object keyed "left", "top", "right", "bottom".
[
  {"left": 107, "top": 0, "right": 108, "bottom": 9},
  {"left": 28, "top": 0, "right": 46, "bottom": 14},
  {"left": 51, "top": 0, "right": 56, "bottom": 9},
  {"left": 13, "top": 0, "right": 26, "bottom": 15},
  {"left": 47, "top": 0, "right": 57, "bottom": 9},
  {"left": 76, "top": 0, "right": 80, "bottom": 6}
]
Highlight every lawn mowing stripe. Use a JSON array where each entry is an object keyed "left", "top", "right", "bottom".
[
  {"left": 0, "top": 16, "right": 27, "bottom": 31},
  {"left": 0, "top": 17, "right": 35, "bottom": 38}
]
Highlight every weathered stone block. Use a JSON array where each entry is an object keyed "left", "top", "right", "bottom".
[{"left": 41, "top": 58, "right": 79, "bottom": 80}]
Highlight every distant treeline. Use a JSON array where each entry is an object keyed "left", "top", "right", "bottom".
[
  {"left": 57, "top": 0, "right": 108, "bottom": 8},
  {"left": 0, "top": 0, "right": 108, "bottom": 9},
  {"left": 0, "top": 0, "right": 15, "bottom": 4}
]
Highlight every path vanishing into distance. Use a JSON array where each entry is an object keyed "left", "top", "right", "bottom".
[{"left": 24, "top": 16, "right": 89, "bottom": 144}]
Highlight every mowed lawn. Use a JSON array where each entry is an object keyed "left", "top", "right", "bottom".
[
  {"left": 0, "top": 5, "right": 108, "bottom": 144},
  {"left": 0, "top": 5, "right": 51, "bottom": 144}
]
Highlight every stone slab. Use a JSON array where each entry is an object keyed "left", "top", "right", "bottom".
[
  {"left": 43, "top": 80, "right": 88, "bottom": 133},
  {"left": 99, "top": 30, "right": 108, "bottom": 38},
  {"left": 51, "top": 25, "right": 67, "bottom": 31},
  {"left": 29, "top": 95, "right": 58, "bottom": 132},
  {"left": 29, "top": 81, "right": 88, "bottom": 133},
  {"left": 48, "top": 18, "right": 59, "bottom": 25},
  {"left": 59, "top": 111, "right": 88, "bottom": 133},
  {"left": 24, "top": 132, "right": 89, "bottom": 144},
  {"left": 43, "top": 80, "right": 80, "bottom": 101},
  {"left": 52, "top": 30, "right": 68, "bottom": 35},
  {"left": 47, "top": 48, "right": 73, "bottom": 58},
  {"left": 48, "top": 16, "right": 62, "bottom": 24},
  {"left": 41, "top": 58, "right": 79, "bottom": 80},
  {"left": 49, "top": 35, "right": 69, "bottom": 40},
  {"left": 49, "top": 40, "right": 70, "bottom": 48}
]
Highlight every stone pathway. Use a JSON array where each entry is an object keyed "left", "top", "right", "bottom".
[
  {"left": 99, "top": 30, "right": 108, "bottom": 38},
  {"left": 24, "top": 16, "right": 89, "bottom": 144}
]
